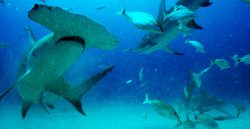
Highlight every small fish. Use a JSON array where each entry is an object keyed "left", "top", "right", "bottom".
[
  {"left": 117, "top": 0, "right": 163, "bottom": 33},
  {"left": 182, "top": 119, "right": 196, "bottom": 129},
  {"left": 232, "top": 54, "right": 250, "bottom": 67},
  {"left": 185, "top": 40, "right": 205, "bottom": 53},
  {"left": 139, "top": 67, "right": 144, "bottom": 81},
  {"left": 164, "top": 5, "right": 196, "bottom": 30},
  {"left": 210, "top": 59, "right": 231, "bottom": 70},
  {"left": 143, "top": 93, "right": 182, "bottom": 127},
  {"left": 139, "top": 82, "right": 146, "bottom": 87},
  {"left": 95, "top": 5, "right": 106, "bottom": 10},
  {"left": 0, "top": 43, "right": 10, "bottom": 48},
  {"left": 195, "top": 114, "right": 219, "bottom": 129},
  {"left": 126, "top": 79, "right": 133, "bottom": 84}
]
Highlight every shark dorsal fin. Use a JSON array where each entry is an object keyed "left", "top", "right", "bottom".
[
  {"left": 157, "top": 0, "right": 167, "bottom": 24},
  {"left": 25, "top": 25, "right": 36, "bottom": 46}
]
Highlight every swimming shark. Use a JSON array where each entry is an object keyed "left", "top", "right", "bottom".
[
  {"left": 0, "top": 4, "right": 118, "bottom": 118},
  {"left": 131, "top": 0, "right": 212, "bottom": 55}
]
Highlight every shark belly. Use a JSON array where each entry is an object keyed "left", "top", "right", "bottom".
[{"left": 17, "top": 40, "right": 83, "bottom": 103}]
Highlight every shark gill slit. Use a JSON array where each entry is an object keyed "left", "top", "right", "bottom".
[{"left": 56, "top": 36, "right": 85, "bottom": 49}]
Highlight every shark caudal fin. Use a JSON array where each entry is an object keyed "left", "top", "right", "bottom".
[
  {"left": 116, "top": 0, "right": 126, "bottom": 16},
  {"left": 186, "top": 19, "right": 203, "bottom": 29},
  {"left": 143, "top": 93, "right": 152, "bottom": 104},
  {"left": 163, "top": 46, "right": 184, "bottom": 55},
  {"left": 200, "top": 0, "right": 212, "bottom": 7},
  {"left": 232, "top": 55, "right": 241, "bottom": 67},
  {"left": 157, "top": 0, "right": 167, "bottom": 25},
  {"left": 28, "top": 4, "right": 118, "bottom": 50},
  {"left": 191, "top": 72, "right": 202, "bottom": 88},
  {"left": 73, "top": 66, "right": 114, "bottom": 99}
]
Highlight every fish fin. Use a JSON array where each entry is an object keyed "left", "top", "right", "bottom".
[
  {"left": 186, "top": 19, "right": 203, "bottom": 29},
  {"left": 25, "top": 25, "right": 36, "bottom": 46},
  {"left": 157, "top": 0, "right": 167, "bottom": 24},
  {"left": 0, "top": 68, "right": 31, "bottom": 100},
  {"left": 163, "top": 46, "right": 184, "bottom": 55},
  {"left": 39, "top": 91, "right": 50, "bottom": 114},
  {"left": 215, "top": 107, "right": 233, "bottom": 117},
  {"left": 116, "top": 0, "right": 126, "bottom": 15},
  {"left": 22, "top": 101, "right": 32, "bottom": 118},
  {"left": 209, "top": 59, "right": 214, "bottom": 67},
  {"left": 200, "top": 1, "right": 212, "bottom": 7},
  {"left": 45, "top": 77, "right": 86, "bottom": 116},
  {"left": 73, "top": 66, "right": 114, "bottom": 99},
  {"left": 157, "top": 24, "right": 164, "bottom": 32},
  {"left": 192, "top": 72, "right": 202, "bottom": 88},
  {"left": 143, "top": 92, "right": 151, "bottom": 104},
  {"left": 232, "top": 55, "right": 240, "bottom": 67}
]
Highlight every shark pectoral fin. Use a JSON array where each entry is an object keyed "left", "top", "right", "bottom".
[
  {"left": 74, "top": 66, "right": 114, "bottom": 98},
  {"left": 22, "top": 101, "right": 32, "bottom": 118},
  {"left": 67, "top": 98, "right": 86, "bottom": 116},
  {"left": 163, "top": 46, "right": 184, "bottom": 55},
  {"left": 39, "top": 91, "right": 50, "bottom": 114},
  {"left": 200, "top": 1, "right": 212, "bottom": 7},
  {"left": 186, "top": 19, "right": 203, "bottom": 29},
  {"left": 0, "top": 68, "right": 31, "bottom": 100}
]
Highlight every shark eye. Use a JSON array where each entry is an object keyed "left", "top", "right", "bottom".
[{"left": 32, "top": 4, "right": 40, "bottom": 10}]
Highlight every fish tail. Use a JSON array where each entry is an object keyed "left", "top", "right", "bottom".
[
  {"left": 232, "top": 55, "right": 240, "bottom": 67},
  {"left": 209, "top": 59, "right": 214, "bottom": 67},
  {"left": 116, "top": 0, "right": 126, "bottom": 15},
  {"left": 143, "top": 92, "right": 151, "bottom": 104}
]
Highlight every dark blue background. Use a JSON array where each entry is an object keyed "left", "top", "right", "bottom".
[{"left": 0, "top": 0, "right": 249, "bottom": 104}]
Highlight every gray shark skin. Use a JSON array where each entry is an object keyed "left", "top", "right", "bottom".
[
  {"left": 132, "top": 0, "right": 211, "bottom": 55},
  {"left": 0, "top": 4, "right": 117, "bottom": 118}
]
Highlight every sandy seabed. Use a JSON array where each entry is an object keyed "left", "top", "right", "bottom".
[{"left": 0, "top": 101, "right": 249, "bottom": 129}]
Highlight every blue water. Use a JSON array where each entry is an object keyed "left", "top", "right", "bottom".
[{"left": 0, "top": 0, "right": 250, "bottom": 123}]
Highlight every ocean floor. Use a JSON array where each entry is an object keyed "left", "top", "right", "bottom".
[{"left": 0, "top": 101, "right": 249, "bottom": 129}]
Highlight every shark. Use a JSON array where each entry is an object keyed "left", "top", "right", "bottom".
[
  {"left": 0, "top": 4, "right": 118, "bottom": 118},
  {"left": 131, "top": 0, "right": 212, "bottom": 55}
]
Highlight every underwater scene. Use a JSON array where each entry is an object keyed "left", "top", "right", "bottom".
[{"left": 0, "top": 0, "right": 250, "bottom": 129}]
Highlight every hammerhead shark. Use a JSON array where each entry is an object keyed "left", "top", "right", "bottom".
[
  {"left": 0, "top": 4, "right": 118, "bottom": 118},
  {"left": 132, "top": 0, "right": 212, "bottom": 55}
]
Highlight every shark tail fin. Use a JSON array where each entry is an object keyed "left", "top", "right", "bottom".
[
  {"left": 163, "top": 46, "right": 184, "bottom": 55},
  {"left": 209, "top": 59, "right": 214, "bottom": 67},
  {"left": 200, "top": 0, "right": 212, "bottom": 7},
  {"left": 232, "top": 55, "right": 240, "bottom": 67},
  {"left": 186, "top": 19, "right": 203, "bottom": 29},
  {"left": 234, "top": 103, "right": 246, "bottom": 117},
  {"left": 192, "top": 72, "right": 202, "bottom": 88},
  {"left": 116, "top": 0, "right": 126, "bottom": 15},
  {"left": 143, "top": 92, "right": 152, "bottom": 104},
  {"left": 74, "top": 66, "right": 114, "bottom": 99},
  {"left": 0, "top": 68, "right": 31, "bottom": 100}
]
